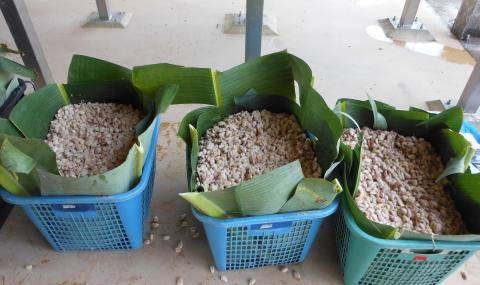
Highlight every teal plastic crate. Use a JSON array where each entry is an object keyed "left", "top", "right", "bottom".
[{"left": 335, "top": 200, "right": 480, "bottom": 285}]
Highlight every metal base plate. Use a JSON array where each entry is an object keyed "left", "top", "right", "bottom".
[
  {"left": 378, "top": 17, "right": 435, "bottom": 42},
  {"left": 223, "top": 12, "right": 279, "bottom": 35},
  {"left": 426, "top": 99, "right": 480, "bottom": 114},
  {"left": 84, "top": 11, "right": 132, "bottom": 28},
  {"left": 426, "top": 99, "right": 456, "bottom": 112}
]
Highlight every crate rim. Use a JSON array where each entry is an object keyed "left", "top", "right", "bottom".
[
  {"left": 192, "top": 197, "right": 339, "bottom": 227},
  {"left": 342, "top": 198, "right": 480, "bottom": 249},
  {"left": 0, "top": 115, "right": 161, "bottom": 205}
]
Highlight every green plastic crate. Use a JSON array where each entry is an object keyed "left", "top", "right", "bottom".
[{"left": 335, "top": 200, "right": 480, "bottom": 285}]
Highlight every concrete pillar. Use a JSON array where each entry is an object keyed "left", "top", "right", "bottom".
[{"left": 452, "top": 0, "right": 480, "bottom": 40}]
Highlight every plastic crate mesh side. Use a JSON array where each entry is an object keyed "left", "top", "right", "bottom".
[
  {"left": 225, "top": 220, "right": 312, "bottom": 270},
  {"left": 334, "top": 212, "right": 350, "bottom": 275},
  {"left": 141, "top": 161, "right": 156, "bottom": 231},
  {"left": 358, "top": 249, "right": 471, "bottom": 285},
  {"left": 31, "top": 203, "right": 131, "bottom": 250}
]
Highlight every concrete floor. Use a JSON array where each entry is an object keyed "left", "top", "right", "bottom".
[
  {"left": 1, "top": 0, "right": 480, "bottom": 284},
  {"left": 0, "top": 0, "right": 476, "bottom": 118}
]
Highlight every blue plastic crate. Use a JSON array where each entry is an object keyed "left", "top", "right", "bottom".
[
  {"left": 193, "top": 198, "right": 339, "bottom": 271},
  {"left": 461, "top": 121, "right": 480, "bottom": 143},
  {"left": 335, "top": 199, "right": 480, "bottom": 285},
  {"left": 461, "top": 121, "right": 480, "bottom": 170},
  {"left": 0, "top": 116, "right": 161, "bottom": 251}
]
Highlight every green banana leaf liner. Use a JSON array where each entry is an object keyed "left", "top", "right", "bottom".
[
  {"left": 450, "top": 172, "right": 480, "bottom": 233},
  {"left": 334, "top": 98, "right": 480, "bottom": 241},
  {"left": 0, "top": 55, "right": 173, "bottom": 196},
  {"left": 157, "top": 52, "right": 345, "bottom": 218}
]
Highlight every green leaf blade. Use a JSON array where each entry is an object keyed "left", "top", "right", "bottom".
[
  {"left": 133, "top": 64, "right": 216, "bottom": 105},
  {"left": 68, "top": 55, "right": 131, "bottom": 84},
  {"left": 279, "top": 178, "right": 342, "bottom": 213},
  {"left": 0, "top": 118, "right": 22, "bottom": 137},
  {"left": 0, "top": 138, "right": 36, "bottom": 174},
  {"left": 219, "top": 52, "right": 296, "bottom": 108},
  {"left": 300, "top": 88, "right": 343, "bottom": 172},
  {"left": 9, "top": 84, "right": 69, "bottom": 139},
  {"left": 368, "top": 95, "right": 388, "bottom": 130},
  {"left": 0, "top": 164, "right": 29, "bottom": 196},
  {"left": 0, "top": 55, "right": 36, "bottom": 80},
  {"left": 234, "top": 160, "right": 304, "bottom": 216},
  {"left": 180, "top": 189, "right": 239, "bottom": 219}
]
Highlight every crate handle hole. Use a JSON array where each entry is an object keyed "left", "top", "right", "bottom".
[{"left": 408, "top": 249, "right": 444, "bottom": 255}]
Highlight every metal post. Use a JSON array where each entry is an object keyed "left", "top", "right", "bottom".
[
  {"left": 452, "top": 0, "right": 480, "bottom": 40},
  {"left": 96, "top": 0, "right": 111, "bottom": 21},
  {"left": 0, "top": 0, "right": 54, "bottom": 87},
  {"left": 245, "top": 0, "right": 264, "bottom": 61},
  {"left": 399, "top": 0, "right": 421, "bottom": 27},
  {"left": 458, "top": 63, "right": 480, "bottom": 113}
]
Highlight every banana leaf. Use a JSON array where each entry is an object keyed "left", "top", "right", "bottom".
[
  {"left": 0, "top": 133, "right": 57, "bottom": 195},
  {"left": 187, "top": 125, "right": 200, "bottom": 193},
  {"left": 335, "top": 98, "right": 480, "bottom": 241},
  {"left": 280, "top": 178, "right": 342, "bottom": 213},
  {"left": 0, "top": 118, "right": 22, "bottom": 137},
  {"left": 1, "top": 78, "right": 18, "bottom": 106},
  {"left": 177, "top": 106, "right": 216, "bottom": 145},
  {"left": 177, "top": 52, "right": 343, "bottom": 218},
  {"left": 234, "top": 160, "right": 304, "bottom": 216},
  {"left": 132, "top": 63, "right": 217, "bottom": 105},
  {"left": 180, "top": 188, "right": 240, "bottom": 218},
  {"left": 450, "top": 173, "right": 480, "bottom": 233},
  {"left": 218, "top": 52, "right": 295, "bottom": 107},
  {"left": 9, "top": 84, "right": 69, "bottom": 139},
  {"left": 0, "top": 55, "right": 36, "bottom": 81},
  {"left": 0, "top": 139, "right": 36, "bottom": 195},
  {"left": 0, "top": 134, "right": 58, "bottom": 173},
  {"left": 1, "top": 139, "right": 36, "bottom": 174},
  {"left": 0, "top": 76, "right": 165, "bottom": 196},
  {"left": 0, "top": 164, "right": 27, "bottom": 196},
  {"left": 368, "top": 96, "right": 388, "bottom": 130},
  {"left": 67, "top": 55, "right": 131, "bottom": 84}
]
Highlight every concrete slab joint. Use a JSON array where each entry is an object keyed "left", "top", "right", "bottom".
[{"left": 452, "top": 0, "right": 480, "bottom": 40}]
